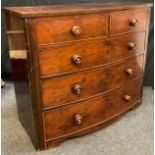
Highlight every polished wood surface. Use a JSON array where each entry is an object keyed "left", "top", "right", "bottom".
[
  {"left": 4, "top": 3, "right": 152, "bottom": 150},
  {"left": 38, "top": 32, "right": 145, "bottom": 77},
  {"left": 4, "top": 3, "right": 152, "bottom": 18},
  {"left": 41, "top": 55, "right": 143, "bottom": 109},
  {"left": 46, "top": 99, "right": 141, "bottom": 148},
  {"left": 44, "top": 77, "right": 142, "bottom": 140},
  {"left": 32, "top": 14, "right": 107, "bottom": 45},
  {"left": 110, "top": 9, "right": 148, "bottom": 35}
]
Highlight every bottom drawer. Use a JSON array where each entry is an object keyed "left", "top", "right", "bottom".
[{"left": 44, "top": 77, "right": 142, "bottom": 140}]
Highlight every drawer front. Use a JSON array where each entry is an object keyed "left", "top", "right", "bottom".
[
  {"left": 44, "top": 77, "right": 142, "bottom": 140},
  {"left": 41, "top": 55, "right": 143, "bottom": 109},
  {"left": 109, "top": 32, "right": 145, "bottom": 62},
  {"left": 38, "top": 40, "right": 109, "bottom": 77},
  {"left": 38, "top": 32, "right": 145, "bottom": 77},
  {"left": 110, "top": 9, "right": 148, "bottom": 35},
  {"left": 33, "top": 14, "right": 107, "bottom": 46}
]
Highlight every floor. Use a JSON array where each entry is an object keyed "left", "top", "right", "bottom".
[{"left": 1, "top": 82, "right": 154, "bottom": 155}]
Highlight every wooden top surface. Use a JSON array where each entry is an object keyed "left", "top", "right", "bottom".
[{"left": 4, "top": 3, "right": 153, "bottom": 18}]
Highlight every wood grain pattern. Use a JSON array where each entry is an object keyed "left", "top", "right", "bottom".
[
  {"left": 41, "top": 55, "right": 143, "bottom": 109},
  {"left": 33, "top": 14, "right": 107, "bottom": 45},
  {"left": 110, "top": 9, "right": 148, "bottom": 35},
  {"left": 44, "top": 77, "right": 142, "bottom": 140},
  {"left": 38, "top": 32, "right": 145, "bottom": 77},
  {"left": 4, "top": 3, "right": 153, "bottom": 18},
  {"left": 4, "top": 3, "right": 152, "bottom": 150},
  {"left": 25, "top": 18, "right": 47, "bottom": 149},
  {"left": 46, "top": 99, "right": 141, "bottom": 148}
]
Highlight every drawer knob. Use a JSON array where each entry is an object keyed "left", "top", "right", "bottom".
[
  {"left": 128, "top": 42, "right": 136, "bottom": 50},
  {"left": 126, "top": 68, "right": 134, "bottom": 76},
  {"left": 72, "top": 84, "right": 82, "bottom": 94},
  {"left": 129, "top": 19, "right": 138, "bottom": 27},
  {"left": 72, "top": 26, "right": 81, "bottom": 35},
  {"left": 124, "top": 95, "right": 132, "bottom": 102},
  {"left": 73, "top": 114, "right": 83, "bottom": 125},
  {"left": 72, "top": 55, "right": 81, "bottom": 64}
]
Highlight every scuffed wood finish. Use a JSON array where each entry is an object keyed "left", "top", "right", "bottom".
[
  {"left": 46, "top": 99, "right": 141, "bottom": 148},
  {"left": 4, "top": 3, "right": 152, "bottom": 150},
  {"left": 4, "top": 3, "right": 152, "bottom": 18},
  {"left": 38, "top": 32, "right": 145, "bottom": 77},
  {"left": 38, "top": 39, "right": 109, "bottom": 77},
  {"left": 33, "top": 14, "right": 107, "bottom": 46},
  {"left": 110, "top": 9, "right": 148, "bottom": 35},
  {"left": 44, "top": 77, "right": 142, "bottom": 140},
  {"left": 41, "top": 55, "right": 143, "bottom": 109},
  {"left": 109, "top": 32, "right": 145, "bottom": 62}
]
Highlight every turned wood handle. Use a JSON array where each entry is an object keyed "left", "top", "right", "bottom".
[
  {"left": 126, "top": 68, "right": 134, "bottom": 76},
  {"left": 72, "top": 26, "right": 81, "bottom": 35},
  {"left": 72, "top": 84, "right": 82, "bottom": 94},
  {"left": 128, "top": 42, "right": 136, "bottom": 50},
  {"left": 72, "top": 55, "right": 81, "bottom": 64},
  {"left": 73, "top": 114, "right": 83, "bottom": 125},
  {"left": 129, "top": 19, "right": 138, "bottom": 27},
  {"left": 124, "top": 95, "right": 132, "bottom": 101}
]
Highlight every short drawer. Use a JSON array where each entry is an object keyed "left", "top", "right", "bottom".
[
  {"left": 38, "top": 32, "right": 145, "bottom": 77},
  {"left": 43, "top": 77, "right": 142, "bottom": 140},
  {"left": 109, "top": 32, "right": 145, "bottom": 62},
  {"left": 33, "top": 14, "right": 107, "bottom": 46},
  {"left": 41, "top": 55, "right": 143, "bottom": 109},
  {"left": 110, "top": 9, "right": 148, "bottom": 35}
]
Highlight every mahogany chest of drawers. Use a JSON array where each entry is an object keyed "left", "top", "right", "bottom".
[{"left": 4, "top": 3, "right": 152, "bottom": 150}]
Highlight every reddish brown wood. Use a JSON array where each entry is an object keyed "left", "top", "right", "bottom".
[
  {"left": 32, "top": 14, "right": 107, "bottom": 45},
  {"left": 43, "top": 77, "right": 142, "bottom": 140},
  {"left": 25, "top": 18, "right": 47, "bottom": 150},
  {"left": 46, "top": 99, "right": 141, "bottom": 148},
  {"left": 41, "top": 55, "right": 143, "bottom": 109},
  {"left": 4, "top": 3, "right": 152, "bottom": 150},
  {"left": 38, "top": 32, "right": 145, "bottom": 77},
  {"left": 4, "top": 3, "right": 153, "bottom": 18},
  {"left": 110, "top": 9, "right": 148, "bottom": 35}
]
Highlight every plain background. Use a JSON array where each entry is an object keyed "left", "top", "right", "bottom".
[{"left": 1, "top": 0, "right": 154, "bottom": 87}]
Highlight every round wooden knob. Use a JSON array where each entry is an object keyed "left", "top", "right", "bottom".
[
  {"left": 128, "top": 42, "right": 136, "bottom": 50},
  {"left": 72, "top": 55, "right": 81, "bottom": 64},
  {"left": 126, "top": 68, "right": 134, "bottom": 76},
  {"left": 72, "top": 26, "right": 81, "bottom": 35},
  {"left": 129, "top": 19, "right": 138, "bottom": 27},
  {"left": 72, "top": 84, "right": 82, "bottom": 94},
  {"left": 124, "top": 95, "right": 131, "bottom": 102},
  {"left": 73, "top": 114, "right": 83, "bottom": 125}
]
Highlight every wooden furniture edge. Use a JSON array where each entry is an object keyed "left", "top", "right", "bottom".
[
  {"left": 45, "top": 100, "right": 141, "bottom": 149},
  {"left": 3, "top": 3, "right": 153, "bottom": 18}
]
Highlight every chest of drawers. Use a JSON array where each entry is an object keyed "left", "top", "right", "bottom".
[{"left": 4, "top": 3, "right": 152, "bottom": 150}]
